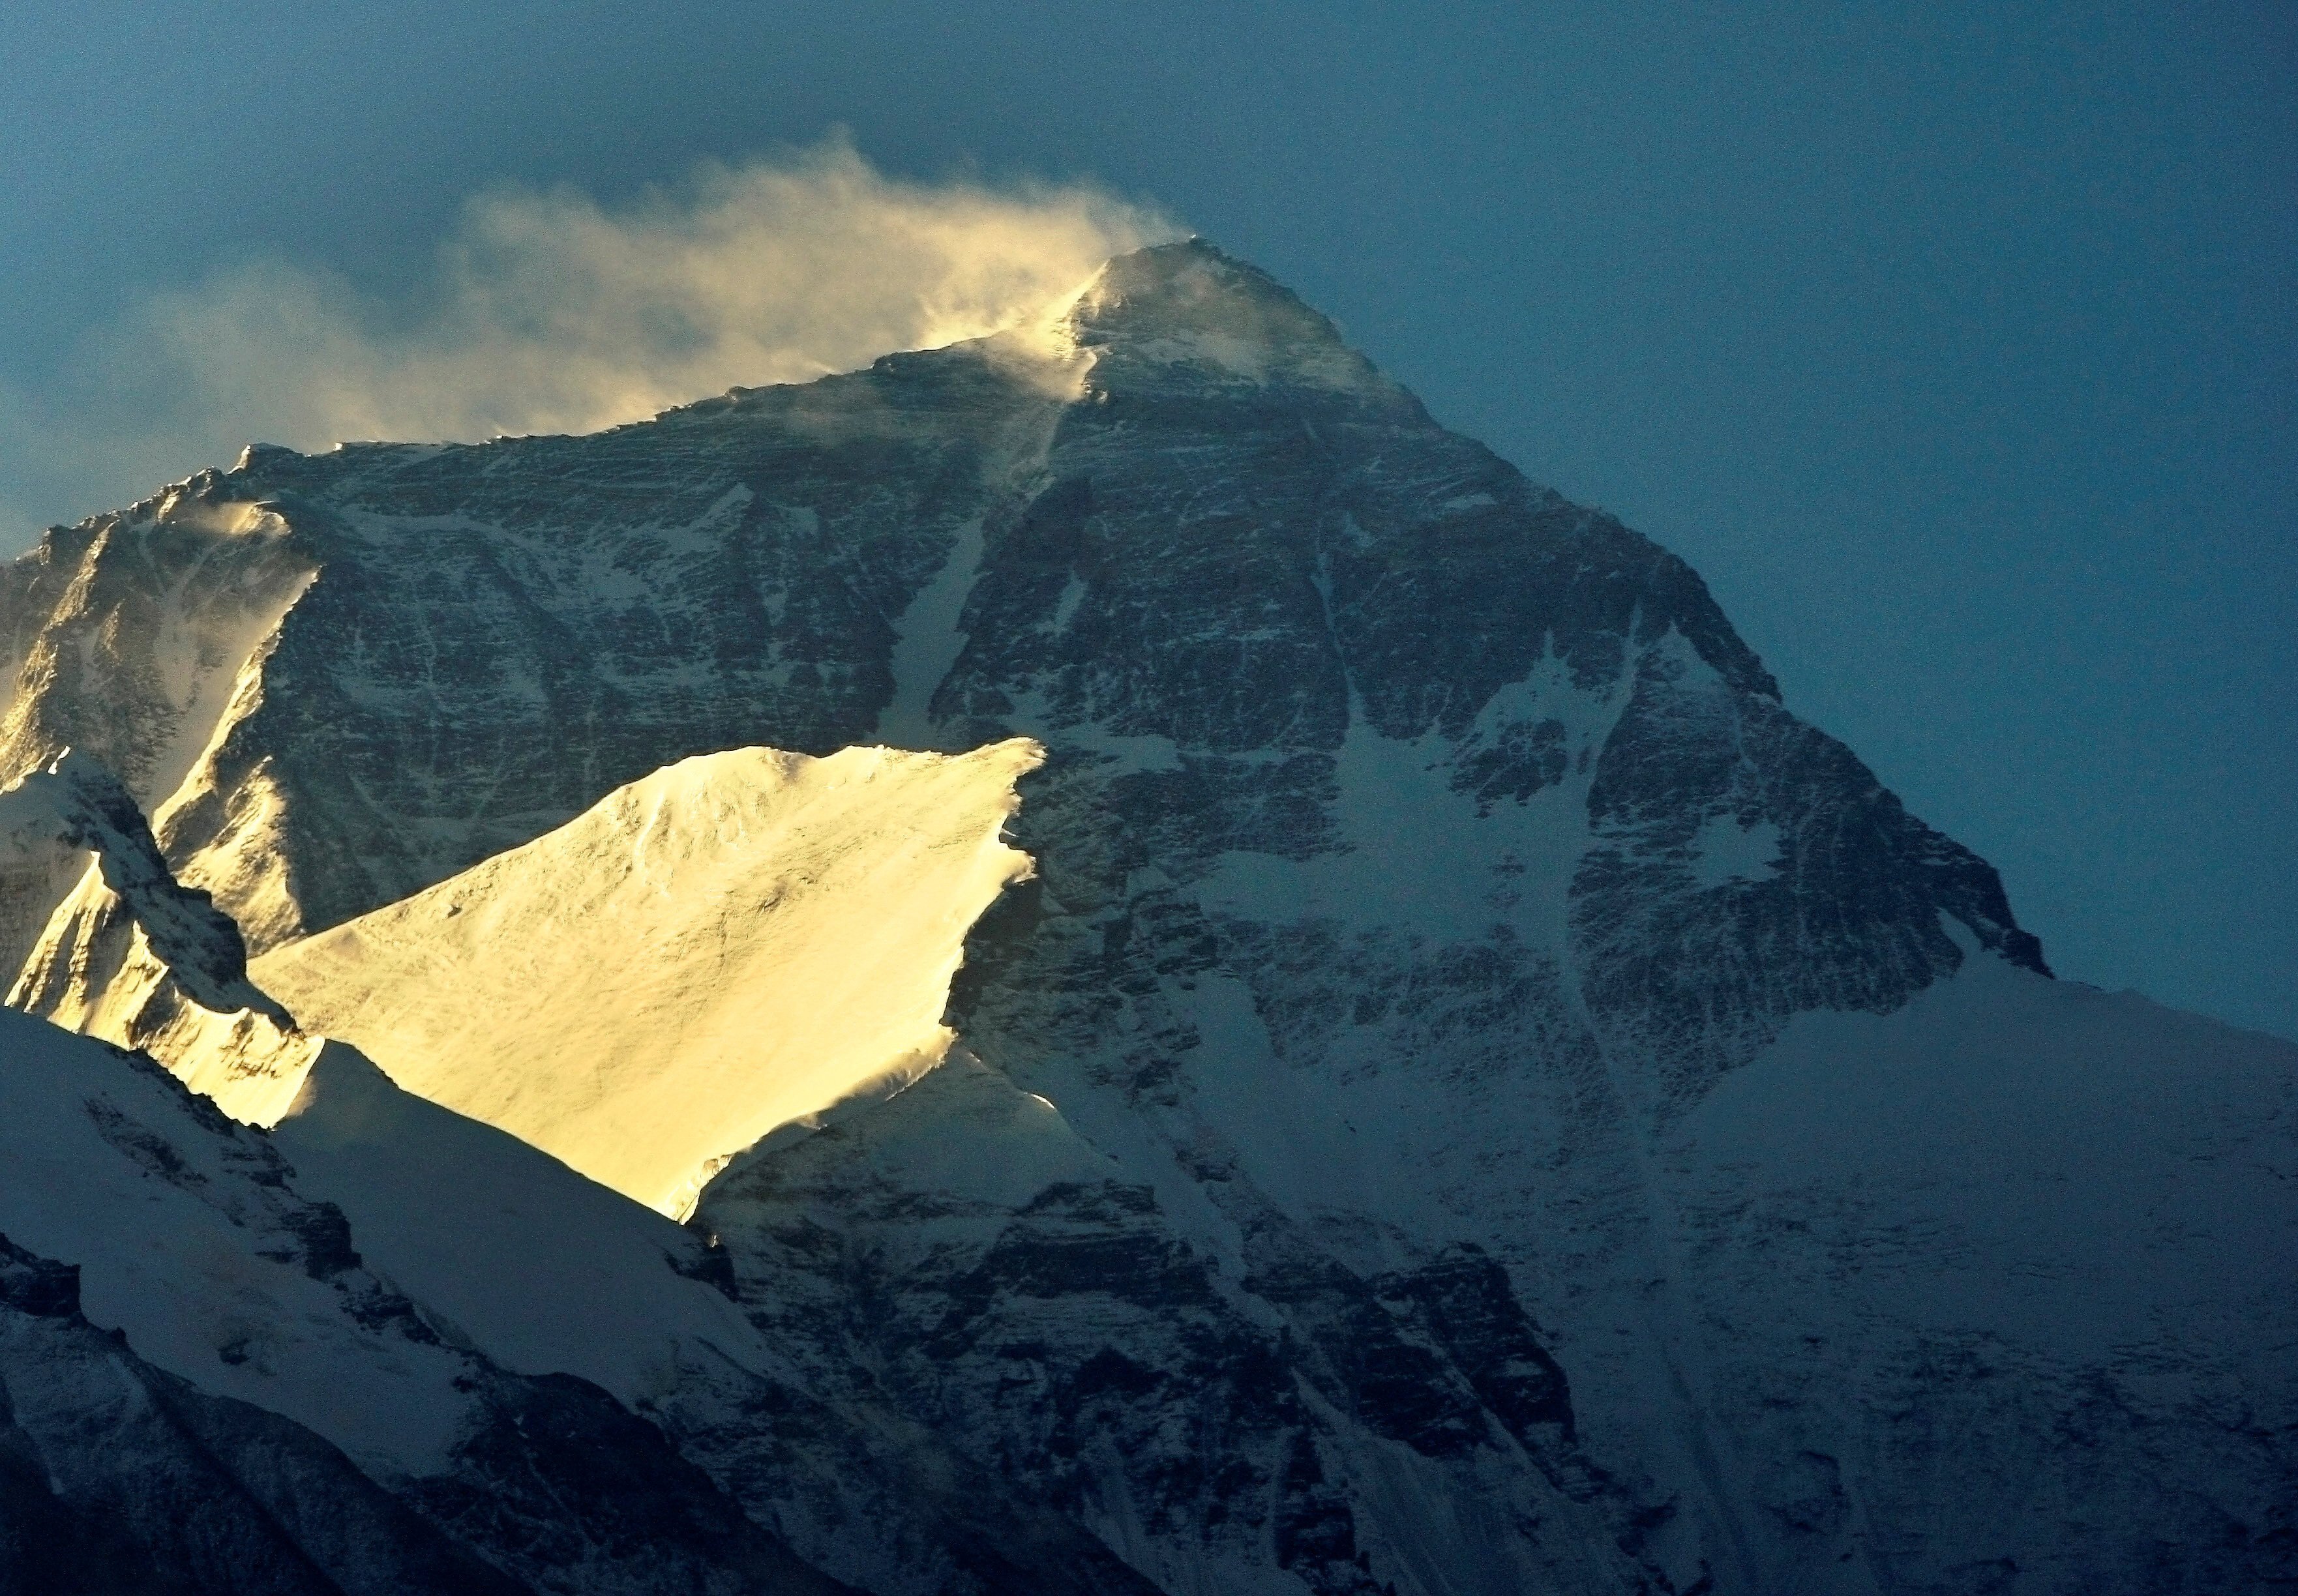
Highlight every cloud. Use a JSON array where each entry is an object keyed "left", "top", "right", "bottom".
[{"left": 1, "top": 141, "right": 1173, "bottom": 546}]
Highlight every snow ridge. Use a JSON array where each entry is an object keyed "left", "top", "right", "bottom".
[
  {"left": 0, "top": 748, "right": 280, "bottom": 1019},
  {"left": 257, "top": 738, "right": 1046, "bottom": 1217}
]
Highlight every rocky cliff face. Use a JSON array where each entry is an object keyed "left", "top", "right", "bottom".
[{"left": 0, "top": 240, "right": 2288, "bottom": 1595}]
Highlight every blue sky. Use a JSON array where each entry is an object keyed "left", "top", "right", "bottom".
[{"left": 3, "top": 1, "right": 2291, "bottom": 1037}]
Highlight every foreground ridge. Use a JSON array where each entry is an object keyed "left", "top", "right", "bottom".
[{"left": 260, "top": 737, "right": 1046, "bottom": 1217}]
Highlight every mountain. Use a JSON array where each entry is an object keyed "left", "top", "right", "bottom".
[{"left": 1, "top": 239, "right": 2290, "bottom": 1595}]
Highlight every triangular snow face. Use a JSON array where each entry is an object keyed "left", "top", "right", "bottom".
[{"left": 256, "top": 738, "right": 1044, "bottom": 1217}]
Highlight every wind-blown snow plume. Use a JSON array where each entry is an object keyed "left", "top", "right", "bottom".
[{"left": 1, "top": 140, "right": 1172, "bottom": 542}]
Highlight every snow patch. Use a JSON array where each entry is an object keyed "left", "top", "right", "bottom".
[
  {"left": 1197, "top": 645, "right": 1636, "bottom": 948},
  {"left": 1686, "top": 814, "right": 1782, "bottom": 889},
  {"left": 1003, "top": 685, "right": 1186, "bottom": 774},
  {"left": 142, "top": 546, "right": 316, "bottom": 818},
  {"left": 878, "top": 516, "right": 986, "bottom": 747},
  {"left": 1051, "top": 572, "right": 1088, "bottom": 633}
]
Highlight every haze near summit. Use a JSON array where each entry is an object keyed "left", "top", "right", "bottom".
[{"left": 0, "top": 141, "right": 1174, "bottom": 522}]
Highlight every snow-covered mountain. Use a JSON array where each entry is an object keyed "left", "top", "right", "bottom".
[{"left": 1, "top": 239, "right": 2290, "bottom": 1595}]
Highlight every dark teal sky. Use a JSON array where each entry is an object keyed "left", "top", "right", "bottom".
[{"left": 3, "top": 1, "right": 2291, "bottom": 1038}]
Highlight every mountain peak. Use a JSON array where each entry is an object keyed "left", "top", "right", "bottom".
[
  {"left": 1058, "top": 237, "right": 1409, "bottom": 404},
  {"left": 1069, "top": 238, "right": 1323, "bottom": 336}
]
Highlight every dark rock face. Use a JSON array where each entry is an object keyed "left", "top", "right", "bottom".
[
  {"left": 693, "top": 1056, "right": 1652, "bottom": 1596},
  {"left": 0, "top": 1234, "right": 78, "bottom": 1319},
  {"left": 1379, "top": 1246, "right": 1576, "bottom": 1447},
  {"left": 153, "top": 363, "right": 1032, "bottom": 947},
  {"left": 1, "top": 239, "right": 2288, "bottom": 1595},
  {"left": 402, "top": 1372, "right": 857, "bottom": 1596},
  {"left": 919, "top": 243, "right": 2043, "bottom": 1130}
]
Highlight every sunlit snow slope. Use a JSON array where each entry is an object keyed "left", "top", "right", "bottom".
[{"left": 257, "top": 738, "right": 1043, "bottom": 1216}]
